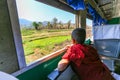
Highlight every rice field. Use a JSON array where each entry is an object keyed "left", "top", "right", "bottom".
[{"left": 21, "top": 29, "right": 72, "bottom": 63}]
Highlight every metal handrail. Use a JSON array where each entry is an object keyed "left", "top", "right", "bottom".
[{"left": 100, "top": 55, "right": 120, "bottom": 61}]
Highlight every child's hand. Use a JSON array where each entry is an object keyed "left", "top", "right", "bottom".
[{"left": 64, "top": 44, "right": 73, "bottom": 50}]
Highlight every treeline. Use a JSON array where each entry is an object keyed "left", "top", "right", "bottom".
[{"left": 32, "top": 17, "right": 74, "bottom": 30}]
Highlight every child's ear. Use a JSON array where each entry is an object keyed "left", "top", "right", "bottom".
[{"left": 72, "top": 39, "right": 76, "bottom": 44}]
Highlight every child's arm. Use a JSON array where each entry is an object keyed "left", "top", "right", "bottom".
[
  {"left": 57, "top": 59, "right": 70, "bottom": 71},
  {"left": 57, "top": 45, "right": 72, "bottom": 71}
]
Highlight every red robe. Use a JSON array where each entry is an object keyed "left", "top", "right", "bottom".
[{"left": 62, "top": 44, "right": 114, "bottom": 80}]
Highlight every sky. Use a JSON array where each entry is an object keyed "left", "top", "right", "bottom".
[{"left": 16, "top": 0, "right": 92, "bottom": 25}]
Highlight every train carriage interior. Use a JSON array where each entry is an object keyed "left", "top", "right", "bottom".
[{"left": 0, "top": 0, "right": 120, "bottom": 80}]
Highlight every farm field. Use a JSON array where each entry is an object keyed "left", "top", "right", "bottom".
[{"left": 21, "top": 29, "right": 73, "bottom": 63}]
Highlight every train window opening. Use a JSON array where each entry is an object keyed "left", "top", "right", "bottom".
[
  {"left": 86, "top": 19, "right": 93, "bottom": 42},
  {"left": 16, "top": 0, "right": 75, "bottom": 64}
]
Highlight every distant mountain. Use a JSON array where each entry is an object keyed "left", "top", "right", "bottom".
[
  {"left": 19, "top": 18, "right": 50, "bottom": 28},
  {"left": 19, "top": 18, "right": 32, "bottom": 27}
]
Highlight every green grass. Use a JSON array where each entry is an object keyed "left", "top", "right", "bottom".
[
  {"left": 21, "top": 29, "right": 72, "bottom": 63},
  {"left": 21, "top": 29, "right": 72, "bottom": 44},
  {"left": 23, "top": 35, "right": 70, "bottom": 56},
  {"left": 21, "top": 29, "right": 35, "bottom": 36}
]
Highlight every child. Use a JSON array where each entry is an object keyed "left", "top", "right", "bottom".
[{"left": 57, "top": 28, "right": 114, "bottom": 80}]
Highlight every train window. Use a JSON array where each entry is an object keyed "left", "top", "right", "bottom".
[
  {"left": 86, "top": 19, "right": 93, "bottom": 41},
  {"left": 16, "top": 0, "right": 75, "bottom": 64}
]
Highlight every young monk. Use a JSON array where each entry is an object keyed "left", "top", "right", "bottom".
[{"left": 58, "top": 28, "right": 115, "bottom": 80}]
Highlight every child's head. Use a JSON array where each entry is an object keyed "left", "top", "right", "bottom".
[{"left": 71, "top": 28, "right": 86, "bottom": 44}]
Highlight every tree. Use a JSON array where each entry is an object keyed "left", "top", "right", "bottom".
[
  {"left": 32, "top": 22, "right": 39, "bottom": 30},
  {"left": 38, "top": 22, "right": 43, "bottom": 29},
  {"left": 38, "top": 22, "right": 42, "bottom": 26},
  {"left": 47, "top": 21, "right": 52, "bottom": 29},
  {"left": 52, "top": 17, "right": 58, "bottom": 29},
  {"left": 58, "top": 21, "right": 63, "bottom": 29},
  {"left": 67, "top": 20, "right": 71, "bottom": 29}
]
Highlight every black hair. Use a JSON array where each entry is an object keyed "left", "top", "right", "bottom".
[{"left": 71, "top": 28, "right": 86, "bottom": 44}]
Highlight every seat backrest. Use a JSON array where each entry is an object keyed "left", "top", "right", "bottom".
[
  {"left": 0, "top": 71, "right": 18, "bottom": 80},
  {"left": 93, "top": 24, "right": 120, "bottom": 71},
  {"left": 93, "top": 24, "right": 120, "bottom": 58},
  {"left": 48, "top": 65, "right": 78, "bottom": 80},
  {"left": 94, "top": 39, "right": 120, "bottom": 58}
]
